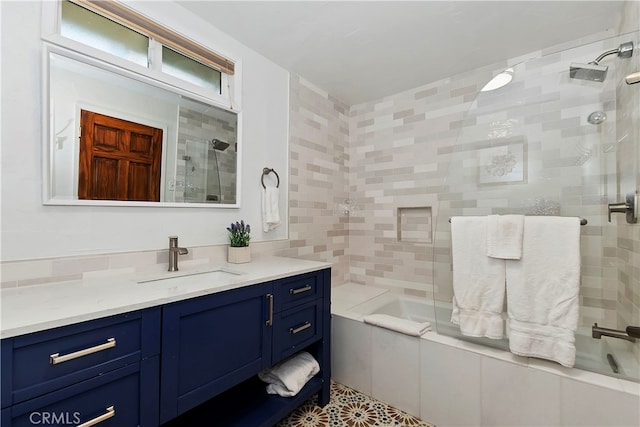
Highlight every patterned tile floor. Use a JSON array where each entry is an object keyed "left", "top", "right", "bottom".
[{"left": 277, "top": 381, "right": 434, "bottom": 427}]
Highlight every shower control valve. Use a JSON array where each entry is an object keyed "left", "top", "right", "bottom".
[{"left": 607, "top": 191, "right": 638, "bottom": 224}]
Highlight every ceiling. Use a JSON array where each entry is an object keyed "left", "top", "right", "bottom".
[{"left": 177, "top": 1, "right": 627, "bottom": 105}]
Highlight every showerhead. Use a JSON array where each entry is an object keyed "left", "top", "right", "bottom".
[
  {"left": 570, "top": 62, "right": 608, "bottom": 82},
  {"left": 210, "top": 138, "right": 230, "bottom": 151},
  {"left": 569, "top": 41, "right": 634, "bottom": 82}
]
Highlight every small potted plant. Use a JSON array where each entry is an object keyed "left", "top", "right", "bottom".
[{"left": 227, "top": 220, "right": 251, "bottom": 263}]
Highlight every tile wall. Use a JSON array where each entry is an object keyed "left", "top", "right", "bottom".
[
  {"left": 1, "top": 23, "right": 637, "bottom": 361},
  {"left": 175, "top": 107, "right": 238, "bottom": 203},
  {"left": 332, "top": 313, "right": 640, "bottom": 426},
  {"left": 350, "top": 32, "right": 640, "bottom": 339}
]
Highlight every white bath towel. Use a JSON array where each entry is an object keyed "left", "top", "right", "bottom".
[
  {"left": 450, "top": 216, "right": 506, "bottom": 339},
  {"left": 487, "top": 214, "right": 524, "bottom": 260},
  {"left": 262, "top": 186, "right": 281, "bottom": 232},
  {"left": 258, "top": 351, "right": 319, "bottom": 397},
  {"left": 363, "top": 314, "right": 432, "bottom": 336},
  {"left": 506, "top": 216, "right": 581, "bottom": 367}
]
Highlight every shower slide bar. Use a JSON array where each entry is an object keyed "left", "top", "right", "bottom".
[{"left": 447, "top": 217, "right": 588, "bottom": 225}]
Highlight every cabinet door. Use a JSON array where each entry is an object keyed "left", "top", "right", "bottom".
[
  {"left": 7, "top": 359, "right": 158, "bottom": 427},
  {"left": 4, "top": 308, "right": 160, "bottom": 406},
  {"left": 160, "top": 283, "right": 272, "bottom": 423}
]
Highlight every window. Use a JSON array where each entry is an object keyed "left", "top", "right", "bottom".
[
  {"left": 162, "top": 46, "right": 221, "bottom": 93},
  {"left": 61, "top": 1, "right": 149, "bottom": 67},
  {"left": 58, "top": 0, "right": 233, "bottom": 97}
]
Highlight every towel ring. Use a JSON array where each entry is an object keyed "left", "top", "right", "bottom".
[{"left": 261, "top": 167, "right": 280, "bottom": 189}]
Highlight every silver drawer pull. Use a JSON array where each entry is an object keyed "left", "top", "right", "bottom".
[
  {"left": 290, "top": 284, "right": 312, "bottom": 295},
  {"left": 50, "top": 338, "right": 116, "bottom": 365},
  {"left": 78, "top": 406, "right": 115, "bottom": 427},
  {"left": 265, "top": 294, "right": 274, "bottom": 326},
  {"left": 289, "top": 321, "right": 311, "bottom": 335}
]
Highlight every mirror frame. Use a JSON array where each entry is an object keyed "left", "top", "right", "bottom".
[{"left": 42, "top": 44, "right": 243, "bottom": 208}]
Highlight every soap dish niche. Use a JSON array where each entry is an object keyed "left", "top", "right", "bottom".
[{"left": 397, "top": 206, "right": 432, "bottom": 244}]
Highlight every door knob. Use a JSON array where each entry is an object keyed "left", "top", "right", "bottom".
[{"left": 607, "top": 191, "right": 638, "bottom": 224}]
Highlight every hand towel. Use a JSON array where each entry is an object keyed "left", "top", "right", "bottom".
[
  {"left": 487, "top": 214, "right": 524, "bottom": 260},
  {"left": 363, "top": 313, "right": 432, "bottom": 336},
  {"left": 262, "top": 186, "right": 281, "bottom": 232},
  {"left": 258, "top": 351, "right": 319, "bottom": 397},
  {"left": 450, "top": 216, "right": 506, "bottom": 339},
  {"left": 506, "top": 216, "right": 581, "bottom": 367}
]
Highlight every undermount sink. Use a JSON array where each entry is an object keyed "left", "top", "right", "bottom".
[{"left": 137, "top": 267, "right": 243, "bottom": 286}]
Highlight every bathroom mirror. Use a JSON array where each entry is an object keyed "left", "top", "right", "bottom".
[{"left": 45, "top": 49, "right": 240, "bottom": 207}]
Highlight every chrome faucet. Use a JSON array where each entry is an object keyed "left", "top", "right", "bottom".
[
  {"left": 592, "top": 323, "right": 636, "bottom": 343},
  {"left": 168, "top": 236, "right": 189, "bottom": 272}
]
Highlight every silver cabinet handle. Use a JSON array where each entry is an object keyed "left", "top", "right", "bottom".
[
  {"left": 290, "top": 284, "right": 312, "bottom": 295},
  {"left": 265, "top": 294, "right": 273, "bottom": 326},
  {"left": 78, "top": 406, "right": 115, "bottom": 427},
  {"left": 50, "top": 338, "right": 116, "bottom": 365},
  {"left": 289, "top": 321, "right": 311, "bottom": 335}
]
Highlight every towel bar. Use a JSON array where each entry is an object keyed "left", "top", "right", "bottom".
[
  {"left": 261, "top": 167, "right": 280, "bottom": 189},
  {"left": 448, "top": 216, "right": 587, "bottom": 225}
]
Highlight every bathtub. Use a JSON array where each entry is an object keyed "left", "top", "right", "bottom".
[{"left": 331, "top": 283, "right": 640, "bottom": 427}]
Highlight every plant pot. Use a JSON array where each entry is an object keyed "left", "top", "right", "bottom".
[{"left": 228, "top": 246, "right": 251, "bottom": 264}]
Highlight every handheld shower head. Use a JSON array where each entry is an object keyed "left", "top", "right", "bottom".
[{"left": 570, "top": 41, "right": 633, "bottom": 82}]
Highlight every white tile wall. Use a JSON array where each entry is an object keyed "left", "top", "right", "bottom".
[
  {"left": 331, "top": 316, "right": 372, "bottom": 395},
  {"left": 333, "top": 313, "right": 640, "bottom": 427},
  {"left": 420, "top": 339, "right": 482, "bottom": 427},
  {"left": 371, "top": 327, "right": 421, "bottom": 417},
  {"left": 561, "top": 378, "right": 640, "bottom": 426},
  {"left": 481, "top": 357, "right": 562, "bottom": 426}
]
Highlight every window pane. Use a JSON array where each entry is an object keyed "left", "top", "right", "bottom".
[
  {"left": 61, "top": 0, "right": 149, "bottom": 67},
  {"left": 162, "top": 47, "right": 222, "bottom": 94}
]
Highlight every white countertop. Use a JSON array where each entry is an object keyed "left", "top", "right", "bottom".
[{"left": 0, "top": 257, "right": 331, "bottom": 339}]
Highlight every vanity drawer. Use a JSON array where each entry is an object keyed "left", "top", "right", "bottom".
[
  {"left": 5, "top": 308, "right": 160, "bottom": 405},
  {"left": 274, "top": 271, "right": 323, "bottom": 312},
  {"left": 273, "top": 300, "right": 323, "bottom": 362},
  {"left": 7, "top": 360, "right": 158, "bottom": 427}
]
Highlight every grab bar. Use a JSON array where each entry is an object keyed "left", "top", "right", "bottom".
[{"left": 592, "top": 323, "right": 636, "bottom": 343}]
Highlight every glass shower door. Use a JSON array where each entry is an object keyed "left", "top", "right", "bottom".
[{"left": 432, "top": 31, "right": 640, "bottom": 381}]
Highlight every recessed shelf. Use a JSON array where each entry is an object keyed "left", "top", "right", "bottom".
[{"left": 397, "top": 206, "right": 432, "bottom": 243}]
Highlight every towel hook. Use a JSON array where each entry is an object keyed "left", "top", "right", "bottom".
[{"left": 261, "top": 167, "right": 280, "bottom": 189}]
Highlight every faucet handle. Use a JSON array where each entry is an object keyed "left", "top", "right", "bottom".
[{"left": 607, "top": 202, "right": 628, "bottom": 222}]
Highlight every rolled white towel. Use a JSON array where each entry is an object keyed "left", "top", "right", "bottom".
[
  {"left": 363, "top": 313, "right": 432, "bottom": 336},
  {"left": 258, "top": 351, "right": 319, "bottom": 397}
]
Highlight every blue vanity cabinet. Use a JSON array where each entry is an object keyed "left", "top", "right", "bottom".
[
  {"left": 1, "top": 308, "right": 161, "bottom": 427},
  {"left": 159, "top": 282, "right": 273, "bottom": 423},
  {"left": 160, "top": 267, "right": 332, "bottom": 426},
  {"left": 1, "top": 266, "right": 331, "bottom": 427}
]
